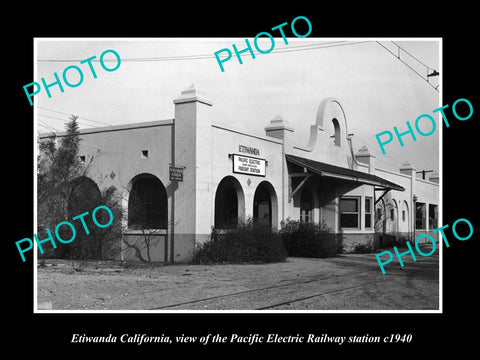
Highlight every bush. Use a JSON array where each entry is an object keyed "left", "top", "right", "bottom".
[
  {"left": 391, "top": 233, "right": 412, "bottom": 248},
  {"left": 379, "top": 233, "right": 412, "bottom": 249},
  {"left": 191, "top": 219, "right": 287, "bottom": 264},
  {"left": 351, "top": 242, "right": 374, "bottom": 254},
  {"left": 280, "top": 219, "right": 343, "bottom": 258},
  {"left": 39, "top": 185, "right": 123, "bottom": 261}
]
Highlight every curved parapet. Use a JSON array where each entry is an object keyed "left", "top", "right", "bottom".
[
  {"left": 301, "top": 97, "right": 350, "bottom": 152},
  {"left": 315, "top": 97, "right": 348, "bottom": 139}
]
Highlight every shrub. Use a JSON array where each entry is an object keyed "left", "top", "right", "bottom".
[
  {"left": 39, "top": 185, "right": 123, "bottom": 261},
  {"left": 351, "top": 242, "right": 375, "bottom": 254},
  {"left": 191, "top": 219, "right": 287, "bottom": 264},
  {"left": 279, "top": 219, "right": 343, "bottom": 258},
  {"left": 379, "top": 232, "right": 412, "bottom": 249}
]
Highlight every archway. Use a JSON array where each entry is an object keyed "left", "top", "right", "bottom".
[
  {"left": 214, "top": 176, "right": 245, "bottom": 229},
  {"left": 401, "top": 200, "right": 409, "bottom": 233},
  {"left": 253, "top": 181, "right": 278, "bottom": 229},
  {"left": 389, "top": 199, "right": 398, "bottom": 233},
  {"left": 128, "top": 173, "right": 168, "bottom": 230},
  {"left": 66, "top": 176, "right": 102, "bottom": 259},
  {"left": 68, "top": 176, "right": 102, "bottom": 216},
  {"left": 331, "top": 118, "right": 341, "bottom": 146}
]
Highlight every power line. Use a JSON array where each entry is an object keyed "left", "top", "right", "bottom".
[
  {"left": 36, "top": 41, "right": 344, "bottom": 61},
  {"left": 37, "top": 41, "right": 372, "bottom": 62},
  {"left": 122, "top": 42, "right": 350, "bottom": 61},
  {"left": 266, "top": 40, "right": 371, "bottom": 56},
  {"left": 38, "top": 114, "right": 97, "bottom": 129},
  {"left": 38, "top": 122, "right": 56, "bottom": 132},
  {"left": 37, "top": 119, "right": 59, "bottom": 132},
  {"left": 38, "top": 113, "right": 72, "bottom": 122},
  {"left": 391, "top": 41, "right": 432, "bottom": 69},
  {"left": 376, "top": 41, "right": 439, "bottom": 92},
  {"left": 37, "top": 106, "right": 112, "bottom": 126}
]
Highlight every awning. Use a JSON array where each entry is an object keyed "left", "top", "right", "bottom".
[{"left": 286, "top": 154, "right": 405, "bottom": 191}]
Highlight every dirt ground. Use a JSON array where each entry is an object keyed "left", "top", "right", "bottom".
[{"left": 36, "top": 252, "right": 439, "bottom": 311}]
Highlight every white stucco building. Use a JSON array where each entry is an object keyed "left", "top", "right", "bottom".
[{"left": 39, "top": 84, "right": 439, "bottom": 262}]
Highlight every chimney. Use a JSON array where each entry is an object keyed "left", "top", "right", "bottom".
[
  {"left": 399, "top": 161, "right": 416, "bottom": 177},
  {"left": 355, "top": 145, "right": 376, "bottom": 174},
  {"left": 265, "top": 114, "right": 294, "bottom": 145}
]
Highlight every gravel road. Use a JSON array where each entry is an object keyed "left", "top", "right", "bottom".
[{"left": 36, "top": 253, "right": 439, "bottom": 311}]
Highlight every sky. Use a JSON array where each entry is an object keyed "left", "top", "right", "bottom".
[{"left": 35, "top": 38, "right": 441, "bottom": 174}]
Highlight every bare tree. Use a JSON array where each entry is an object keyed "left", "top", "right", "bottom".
[{"left": 117, "top": 180, "right": 169, "bottom": 263}]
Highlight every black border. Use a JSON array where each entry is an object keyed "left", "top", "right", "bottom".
[{"left": 6, "top": 3, "right": 479, "bottom": 355}]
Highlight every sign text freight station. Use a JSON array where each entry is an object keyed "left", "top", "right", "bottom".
[
  {"left": 237, "top": 157, "right": 261, "bottom": 173},
  {"left": 233, "top": 154, "right": 266, "bottom": 176}
]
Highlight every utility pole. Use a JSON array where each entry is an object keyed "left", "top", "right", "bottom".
[{"left": 416, "top": 169, "right": 434, "bottom": 180}]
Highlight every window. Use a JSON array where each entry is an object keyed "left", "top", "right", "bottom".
[
  {"left": 340, "top": 197, "right": 359, "bottom": 228},
  {"left": 402, "top": 210, "right": 406, "bottom": 222},
  {"left": 376, "top": 206, "right": 383, "bottom": 221},
  {"left": 332, "top": 118, "right": 341, "bottom": 146},
  {"left": 365, "top": 197, "right": 372, "bottom": 228},
  {"left": 79, "top": 155, "right": 86, "bottom": 162},
  {"left": 415, "top": 202, "right": 426, "bottom": 229},
  {"left": 300, "top": 188, "right": 313, "bottom": 223},
  {"left": 429, "top": 204, "right": 438, "bottom": 229},
  {"left": 141, "top": 150, "right": 149, "bottom": 159},
  {"left": 390, "top": 208, "right": 395, "bottom": 221},
  {"left": 300, "top": 208, "right": 312, "bottom": 223}
]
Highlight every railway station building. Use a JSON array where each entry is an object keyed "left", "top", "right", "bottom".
[{"left": 39, "top": 84, "right": 439, "bottom": 262}]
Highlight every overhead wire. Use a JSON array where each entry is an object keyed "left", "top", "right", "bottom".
[
  {"left": 376, "top": 41, "right": 439, "bottom": 92},
  {"left": 391, "top": 41, "right": 431, "bottom": 69},
  {"left": 120, "top": 41, "right": 352, "bottom": 62},
  {"left": 36, "top": 40, "right": 439, "bottom": 150},
  {"left": 37, "top": 118, "right": 59, "bottom": 132},
  {"left": 35, "top": 41, "right": 373, "bottom": 133},
  {"left": 38, "top": 106, "right": 112, "bottom": 126},
  {"left": 37, "top": 41, "right": 372, "bottom": 62},
  {"left": 38, "top": 114, "right": 98, "bottom": 129}
]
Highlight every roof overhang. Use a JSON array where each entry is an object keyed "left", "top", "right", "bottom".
[{"left": 286, "top": 154, "right": 405, "bottom": 192}]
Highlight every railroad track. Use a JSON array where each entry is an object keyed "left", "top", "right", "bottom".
[
  {"left": 256, "top": 281, "right": 380, "bottom": 310},
  {"left": 149, "top": 269, "right": 381, "bottom": 310}
]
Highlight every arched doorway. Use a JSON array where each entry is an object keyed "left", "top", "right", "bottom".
[
  {"left": 388, "top": 199, "right": 398, "bottom": 233},
  {"left": 67, "top": 176, "right": 102, "bottom": 259},
  {"left": 69, "top": 176, "right": 102, "bottom": 215},
  {"left": 214, "top": 176, "right": 245, "bottom": 229},
  {"left": 128, "top": 174, "right": 168, "bottom": 230},
  {"left": 253, "top": 181, "right": 278, "bottom": 228}
]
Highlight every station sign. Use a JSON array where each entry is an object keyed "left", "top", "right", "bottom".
[{"left": 232, "top": 154, "right": 266, "bottom": 177}]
